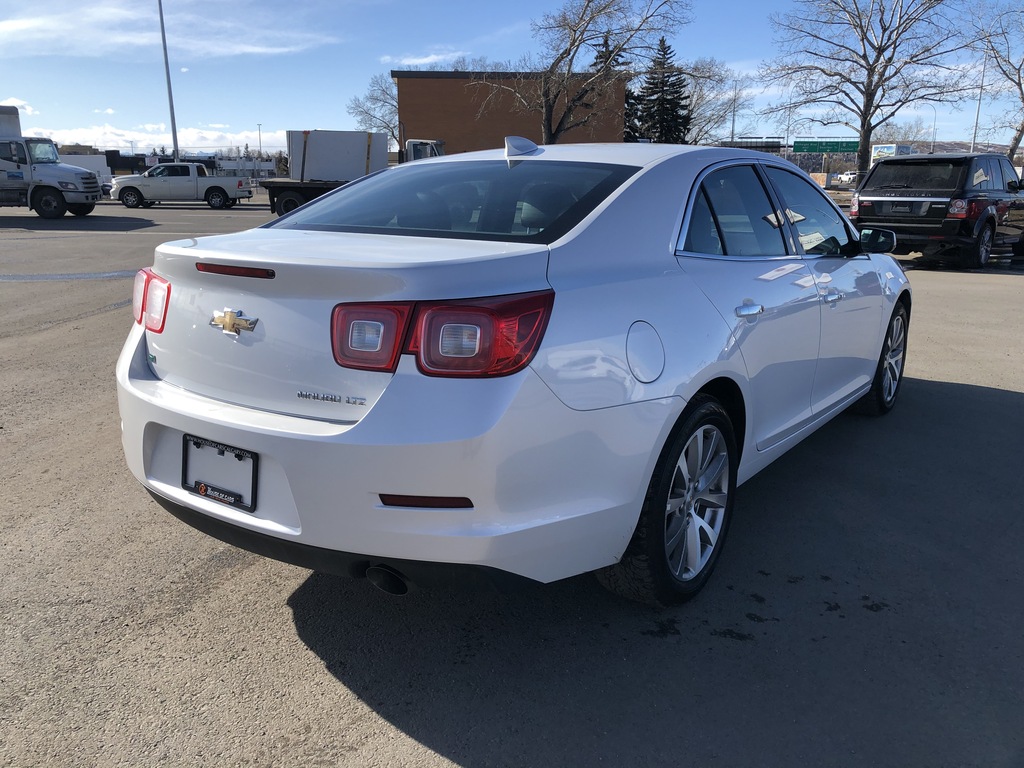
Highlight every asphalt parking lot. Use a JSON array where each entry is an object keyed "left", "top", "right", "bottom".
[{"left": 2, "top": 197, "right": 1024, "bottom": 767}]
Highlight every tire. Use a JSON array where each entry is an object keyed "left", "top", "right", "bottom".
[
  {"left": 33, "top": 188, "right": 68, "bottom": 219},
  {"left": 67, "top": 203, "right": 95, "bottom": 217},
  {"left": 206, "top": 188, "right": 228, "bottom": 209},
  {"left": 140, "top": 201, "right": 155, "bottom": 209},
  {"left": 858, "top": 302, "right": 909, "bottom": 416},
  {"left": 119, "top": 188, "right": 143, "bottom": 208},
  {"left": 963, "top": 224, "right": 993, "bottom": 268},
  {"left": 595, "top": 396, "right": 737, "bottom": 606},
  {"left": 225, "top": 198, "right": 237, "bottom": 208},
  {"left": 274, "top": 191, "right": 305, "bottom": 217}
]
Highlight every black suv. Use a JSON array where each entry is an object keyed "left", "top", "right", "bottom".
[{"left": 850, "top": 152, "right": 1024, "bottom": 267}]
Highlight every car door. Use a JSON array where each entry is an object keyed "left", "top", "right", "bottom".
[
  {"left": 0, "top": 140, "right": 30, "bottom": 201},
  {"left": 165, "top": 165, "right": 192, "bottom": 200},
  {"left": 762, "top": 165, "right": 884, "bottom": 413},
  {"left": 995, "top": 157, "right": 1024, "bottom": 250},
  {"left": 675, "top": 162, "right": 821, "bottom": 451}
]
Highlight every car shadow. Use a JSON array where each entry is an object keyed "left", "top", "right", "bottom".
[
  {"left": 286, "top": 377, "right": 1024, "bottom": 766},
  {"left": 0, "top": 212, "right": 154, "bottom": 232}
]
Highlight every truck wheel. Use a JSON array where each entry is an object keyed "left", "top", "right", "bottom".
[
  {"left": 206, "top": 188, "right": 228, "bottom": 209},
  {"left": 119, "top": 188, "right": 143, "bottom": 208},
  {"left": 67, "top": 204, "right": 95, "bottom": 217},
  {"left": 275, "top": 191, "right": 305, "bottom": 216},
  {"left": 33, "top": 188, "right": 68, "bottom": 219}
]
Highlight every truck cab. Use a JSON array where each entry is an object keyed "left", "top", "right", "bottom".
[{"left": 0, "top": 105, "right": 102, "bottom": 219}]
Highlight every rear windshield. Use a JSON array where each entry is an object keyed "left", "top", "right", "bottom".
[
  {"left": 268, "top": 160, "right": 639, "bottom": 244},
  {"left": 863, "top": 159, "right": 966, "bottom": 192}
]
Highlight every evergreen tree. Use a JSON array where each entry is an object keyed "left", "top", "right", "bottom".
[
  {"left": 624, "top": 88, "right": 643, "bottom": 142},
  {"left": 637, "top": 37, "right": 691, "bottom": 144}
]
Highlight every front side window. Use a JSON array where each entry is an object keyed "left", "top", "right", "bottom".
[
  {"left": 679, "top": 165, "right": 787, "bottom": 257},
  {"left": 25, "top": 139, "right": 59, "bottom": 164},
  {"left": 764, "top": 166, "right": 858, "bottom": 255},
  {"left": 270, "top": 160, "right": 639, "bottom": 245},
  {"left": 0, "top": 141, "right": 28, "bottom": 165}
]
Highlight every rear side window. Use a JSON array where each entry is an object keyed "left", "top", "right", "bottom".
[
  {"left": 968, "top": 158, "right": 999, "bottom": 192},
  {"left": 680, "top": 165, "right": 787, "bottom": 257},
  {"left": 270, "top": 160, "right": 639, "bottom": 245},
  {"left": 863, "top": 160, "right": 964, "bottom": 191}
]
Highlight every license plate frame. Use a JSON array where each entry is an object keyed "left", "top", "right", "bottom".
[{"left": 181, "top": 434, "right": 258, "bottom": 513}]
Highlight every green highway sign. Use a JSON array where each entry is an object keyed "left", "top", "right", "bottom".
[{"left": 792, "top": 139, "right": 860, "bottom": 153}]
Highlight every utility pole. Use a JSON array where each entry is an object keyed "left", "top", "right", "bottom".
[
  {"left": 970, "top": 57, "right": 986, "bottom": 153},
  {"left": 158, "top": 0, "right": 180, "bottom": 162}
]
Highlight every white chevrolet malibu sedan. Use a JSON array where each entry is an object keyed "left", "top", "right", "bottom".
[{"left": 117, "top": 138, "right": 910, "bottom": 606}]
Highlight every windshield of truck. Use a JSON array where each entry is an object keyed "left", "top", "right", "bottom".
[
  {"left": 863, "top": 159, "right": 965, "bottom": 192},
  {"left": 268, "top": 160, "right": 639, "bottom": 245},
  {"left": 25, "top": 139, "right": 60, "bottom": 164}
]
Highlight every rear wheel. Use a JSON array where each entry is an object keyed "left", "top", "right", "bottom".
[
  {"left": 964, "top": 224, "right": 993, "bottom": 268},
  {"left": 119, "top": 188, "right": 143, "bottom": 208},
  {"left": 206, "top": 188, "right": 228, "bottom": 209},
  {"left": 33, "top": 188, "right": 67, "bottom": 219},
  {"left": 596, "top": 396, "right": 737, "bottom": 606},
  {"left": 67, "top": 203, "right": 95, "bottom": 217},
  {"left": 274, "top": 191, "right": 305, "bottom": 216}
]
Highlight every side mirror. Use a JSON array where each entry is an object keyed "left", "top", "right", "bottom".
[
  {"left": 1008, "top": 180, "right": 1020, "bottom": 193},
  {"left": 859, "top": 228, "right": 897, "bottom": 254}
]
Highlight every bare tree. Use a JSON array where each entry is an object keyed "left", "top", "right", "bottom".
[
  {"left": 681, "top": 58, "right": 756, "bottom": 144},
  {"left": 346, "top": 72, "right": 400, "bottom": 147},
  {"left": 475, "top": 0, "right": 691, "bottom": 144},
  {"left": 972, "top": 6, "right": 1024, "bottom": 160},
  {"left": 759, "top": 0, "right": 973, "bottom": 171},
  {"left": 870, "top": 115, "right": 932, "bottom": 145}
]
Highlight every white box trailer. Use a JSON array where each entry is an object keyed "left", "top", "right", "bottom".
[{"left": 261, "top": 130, "right": 442, "bottom": 216}]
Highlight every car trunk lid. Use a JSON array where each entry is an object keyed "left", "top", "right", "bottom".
[{"left": 145, "top": 228, "right": 551, "bottom": 422}]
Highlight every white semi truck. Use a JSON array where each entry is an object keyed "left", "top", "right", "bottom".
[
  {"left": 261, "top": 130, "right": 443, "bottom": 216},
  {"left": 0, "top": 105, "right": 103, "bottom": 218}
]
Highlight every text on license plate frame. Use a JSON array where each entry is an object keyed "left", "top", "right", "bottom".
[{"left": 181, "top": 434, "right": 259, "bottom": 513}]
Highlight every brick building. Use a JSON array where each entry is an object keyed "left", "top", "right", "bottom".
[{"left": 392, "top": 70, "right": 626, "bottom": 155}]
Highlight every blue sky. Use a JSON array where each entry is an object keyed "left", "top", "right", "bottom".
[{"left": 0, "top": 0, "right": 1000, "bottom": 155}]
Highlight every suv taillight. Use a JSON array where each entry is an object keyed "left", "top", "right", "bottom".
[
  {"left": 849, "top": 194, "right": 859, "bottom": 217},
  {"left": 331, "top": 290, "right": 554, "bottom": 377},
  {"left": 132, "top": 268, "right": 171, "bottom": 333}
]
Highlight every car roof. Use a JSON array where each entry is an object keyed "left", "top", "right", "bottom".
[
  {"left": 413, "top": 140, "right": 783, "bottom": 170},
  {"left": 875, "top": 152, "right": 1002, "bottom": 162}
]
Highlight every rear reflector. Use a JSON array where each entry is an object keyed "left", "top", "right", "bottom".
[
  {"left": 379, "top": 494, "right": 474, "bottom": 509},
  {"left": 196, "top": 263, "right": 276, "bottom": 279}
]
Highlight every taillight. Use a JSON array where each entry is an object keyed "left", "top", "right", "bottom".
[
  {"left": 331, "top": 303, "right": 413, "bottom": 372},
  {"left": 849, "top": 195, "right": 859, "bottom": 217},
  {"left": 330, "top": 290, "right": 554, "bottom": 377},
  {"left": 947, "top": 198, "right": 967, "bottom": 219},
  {"left": 132, "top": 268, "right": 171, "bottom": 333}
]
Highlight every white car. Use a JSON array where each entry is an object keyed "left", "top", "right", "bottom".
[
  {"left": 117, "top": 138, "right": 910, "bottom": 606},
  {"left": 837, "top": 170, "right": 858, "bottom": 185}
]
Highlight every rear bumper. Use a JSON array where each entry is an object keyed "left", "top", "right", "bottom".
[{"left": 116, "top": 323, "right": 675, "bottom": 584}]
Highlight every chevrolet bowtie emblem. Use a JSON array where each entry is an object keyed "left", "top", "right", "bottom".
[{"left": 210, "top": 309, "right": 259, "bottom": 335}]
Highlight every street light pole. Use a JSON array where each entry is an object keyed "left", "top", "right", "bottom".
[
  {"left": 970, "top": 56, "right": 986, "bottom": 153},
  {"left": 925, "top": 103, "right": 937, "bottom": 153},
  {"left": 257, "top": 123, "right": 262, "bottom": 177},
  {"left": 158, "top": 0, "right": 180, "bottom": 162}
]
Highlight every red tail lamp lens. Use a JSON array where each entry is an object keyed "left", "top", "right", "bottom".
[
  {"left": 132, "top": 268, "right": 171, "bottom": 333},
  {"left": 331, "top": 303, "right": 413, "bottom": 372}
]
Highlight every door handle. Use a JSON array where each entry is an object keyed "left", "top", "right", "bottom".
[
  {"left": 735, "top": 303, "right": 765, "bottom": 319},
  {"left": 823, "top": 291, "right": 843, "bottom": 305}
]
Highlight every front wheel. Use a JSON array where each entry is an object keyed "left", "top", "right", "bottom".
[
  {"left": 858, "top": 302, "right": 909, "bottom": 416},
  {"left": 33, "top": 188, "right": 68, "bottom": 219},
  {"left": 67, "top": 203, "right": 95, "bottom": 217},
  {"left": 596, "top": 396, "right": 737, "bottom": 606},
  {"left": 206, "top": 188, "right": 228, "bottom": 209},
  {"left": 964, "top": 225, "right": 993, "bottom": 268},
  {"left": 119, "top": 188, "right": 143, "bottom": 208}
]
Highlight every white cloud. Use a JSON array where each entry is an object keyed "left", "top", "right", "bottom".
[
  {"left": 180, "top": 67, "right": 189, "bottom": 73},
  {"left": 0, "top": 0, "right": 338, "bottom": 60},
  {"left": 380, "top": 50, "right": 473, "bottom": 67},
  {"left": 0, "top": 97, "right": 39, "bottom": 115},
  {"left": 93, "top": 108, "right": 116, "bottom": 115}
]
